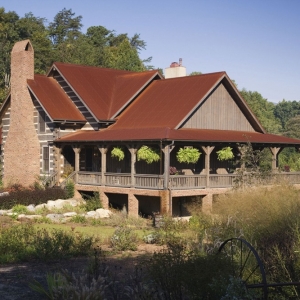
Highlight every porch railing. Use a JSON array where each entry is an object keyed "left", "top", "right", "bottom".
[{"left": 72, "top": 171, "right": 300, "bottom": 190}]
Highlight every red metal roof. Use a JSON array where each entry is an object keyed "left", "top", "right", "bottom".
[
  {"left": 27, "top": 75, "right": 85, "bottom": 122},
  {"left": 56, "top": 127, "right": 300, "bottom": 146},
  {"left": 109, "top": 72, "right": 227, "bottom": 129},
  {"left": 53, "top": 62, "right": 160, "bottom": 120}
]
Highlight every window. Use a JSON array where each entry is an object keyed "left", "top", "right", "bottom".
[
  {"left": 43, "top": 146, "right": 49, "bottom": 173},
  {"left": 39, "top": 111, "right": 46, "bottom": 133}
]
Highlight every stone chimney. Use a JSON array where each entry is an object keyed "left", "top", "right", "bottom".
[
  {"left": 164, "top": 58, "right": 187, "bottom": 79},
  {"left": 4, "top": 40, "right": 40, "bottom": 186}
]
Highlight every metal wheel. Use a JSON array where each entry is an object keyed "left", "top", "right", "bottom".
[{"left": 218, "top": 238, "right": 268, "bottom": 299}]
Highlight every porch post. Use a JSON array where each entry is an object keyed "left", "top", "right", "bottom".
[
  {"left": 201, "top": 146, "right": 215, "bottom": 188},
  {"left": 72, "top": 146, "right": 81, "bottom": 183},
  {"left": 127, "top": 145, "right": 137, "bottom": 188},
  {"left": 99, "top": 146, "right": 108, "bottom": 186},
  {"left": 53, "top": 145, "right": 62, "bottom": 184},
  {"left": 237, "top": 146, "right": 246, "bottom": 169},
  {"left": 270, "top": 147, "right": 281, "bottom": 171},
  {"left": 162, "top": 143, "right": 175, "bottom": 215}
]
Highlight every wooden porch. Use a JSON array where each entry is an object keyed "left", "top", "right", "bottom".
[{"left": 72, "top": 171, "right": 300, "bottom": 189}]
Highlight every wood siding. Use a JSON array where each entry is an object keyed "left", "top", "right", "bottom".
[{"left": 182, "top": 83, "right": 255, "bottom": 131}]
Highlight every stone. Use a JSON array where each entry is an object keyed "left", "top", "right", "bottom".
[
  {"left": 0, "top": 210, "right": 7, "bottom": 216},
  {"left": 46, "top": 199, "right": 83, "bottom": 210},
  {"left": 63, "top": 212, "right": 77, "bottom": 217},
  {"left": 46, "top": 213, "right": 64, "bottom": 223},
  {"left": 35, "top": 204, "right": 47, "bottom": 210},
  {"left": 27, "top": 204, "right": 35, "bottom": 212},
  {"left": 95, "top": 208, "right": 112, "bottom": 218},
  {"left": 18, "top": 214, "right": 42, "bottom": 220},
  {"left": 85, "top": 211, "right": 97, "bottom": 218}
]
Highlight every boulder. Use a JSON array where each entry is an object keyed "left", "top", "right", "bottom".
[
  {"left": 96, "top": 208, "right": 112, "bottom": 218},
  {"left": 46, "top": 213, "right": 64, "bottom": 223},
  {"left": 63, "top": 212, "right": 77, "bottom": 217},
  {"left": 27, "top": 204, "right": 35, "bottom": 212}
]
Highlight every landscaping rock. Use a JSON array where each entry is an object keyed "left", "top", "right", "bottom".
[
  {"left": 0, "top": 210, "right": 7, "bottom": 216},
  {"left": 85, "top": 211, "right": 98, "bottom": 218},
  {"left": 26, "top": 204, "right": 35, "bottom": 212},
  {"left": 46, "top": 214, "right": 64, "bottom": 223},
  {"left": 17, "top": 214, "right": 42, "bottom": 220},
  {"left": 96, "top": 208, "right": 112, "bottom": 218},
  {"left": 63, "top": 212, "right": 77, "bottom": 217},
  {"left": 35, "top": 203, "right": 47, "bottom": 210},
  {"left": 46, "top": 199, "right": 83, "bottom": 210}
]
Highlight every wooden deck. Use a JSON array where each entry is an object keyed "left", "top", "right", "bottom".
[{"left": 73, "top": 171, "right": 300, "bottom": 190}]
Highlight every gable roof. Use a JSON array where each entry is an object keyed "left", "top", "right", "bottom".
[
  {"left": 50, "top": 62, "right": 161, "bottom": 121},
  {"left": 106, "top": 72, "right": 265, "bottom": 132},
  {"left": 27, "top": 75, "right": 86, "bottom": 122}
]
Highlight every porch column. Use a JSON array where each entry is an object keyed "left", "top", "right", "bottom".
[
  {"left": 162, "top": 144, "right": 175, "bottom": 189},
  {"left": 201, "top": 146, "right": 215, "bottom": 187},
  {"left": 53, "top": 145, "right": 62, "bottom": 184},
  {"left": 237, "top": 146, "right": 246, "bottom": 169},
  {"left": 99, "top": 146, "right": 108, "bottom": 186},
  {"left": 99, "top": 190, "right": 109, "bottom": 209},
  {"left": 128, "top": 193, "right": 139, "bottom": 216},
  {"left": 270, "top": 147, "right": 281, "bottom": 171},
  {"left": 202, "top": 194, "right": 213, "bottom": 214},
  {"left": 72, "top": 146, "right": 81, "bottom": 183},
  {"left": 127, "top": 145, "right": 137, "bottom": 187}
]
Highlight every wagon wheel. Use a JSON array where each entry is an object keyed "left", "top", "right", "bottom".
[{"left": 218, "top": 238, "right": 268, "bottom": 299}]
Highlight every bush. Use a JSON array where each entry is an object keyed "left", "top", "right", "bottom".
[
  {"left": 0, "top": 224, "right": 95, "bottom": 263},
  {"left": 0, "top": 186, "right": 66, "bottom": 209},
  {"left": 11, "top": 204, "right": 28, "bottom": 214},
  {"left": 65, "top": 180, "right": 75, "bottom": 199},
  {"left": 81, "top": 192, "right": 102, "bottom": 212},
  {"left": 110, "top": 226, "right": 138, "bottom": 251}
]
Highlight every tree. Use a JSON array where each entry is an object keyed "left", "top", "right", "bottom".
[
  {"left": 48, "top": 8, "right": 82, "bottom": 46},
  {"left": 16, "top": 13, "right": 52, "bottom": 73},
  {"left": 189, "top": 71, "right": 202, "bottom": 76},
  {"left": 240, "top": 89, "right": 282, "bottom": 134},
  {"left": 102, "top": 39, "right": 145, "bottom": 71},
  {"left": 274, "top": 100, "right": 300, "bottom": 130},
  {"left": 283, "top": 115, "right": 300, "bottom": 139}
]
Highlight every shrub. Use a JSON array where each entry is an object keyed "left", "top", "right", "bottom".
[
  {"left": 81, "top": 192, "right": 102, "bottom": 212},
  {"left": 65, "top": 180, "right": 75, "bottom": 199},
  {"left": 0, "top": 186, "right": 66, "bottom": 209},
  {"left": 110, "top": 226, "right": 138, "bottom": 251},
  {"left": 70, "top": 215, "right": 87, "bottom": 224},
  {"left": 11, "top": 204, "right": 28, "bottom": 214},
  {"left": 0, "top": 224, "right": 95, "bottom": 263}
]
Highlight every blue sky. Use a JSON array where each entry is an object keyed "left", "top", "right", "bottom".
[{"left": 3, "top": 0, "right": 300, "bottom": 103}]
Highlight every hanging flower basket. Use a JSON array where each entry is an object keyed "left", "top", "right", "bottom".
[
  {"left": 176, "top": 147, "right": 201, "bottom": 164},
  {"left": 137, "top": 146, "right": 160, "bottom": 164},
  {"left": 216, "top": 147, "right": 234, "bottom": 161},
  {"left": 111, "top": 147, "right": 125, "bottom": 161}
]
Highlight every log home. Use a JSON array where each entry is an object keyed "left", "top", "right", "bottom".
[{"left": 1, "top": 39, "right": 300, "bottom": 216}]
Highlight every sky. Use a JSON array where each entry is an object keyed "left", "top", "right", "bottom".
[{"left": 2, "top": 0, "right": 300, "bottom": 103}]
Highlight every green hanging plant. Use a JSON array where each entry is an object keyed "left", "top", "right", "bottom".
[
  {"left": 137, "top": 146, "right": 160, "bottom": 164},
  {"left": 176, "top": 147, "right": 201, "bottom": 164},
  {"left": 217, "top": 147, "right": 234, "bottom": 161},
  {"left": 111, "top": 147, "right": 125, "bottom": 161}
]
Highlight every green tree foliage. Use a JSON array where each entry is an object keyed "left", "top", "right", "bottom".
[
  {"left": 48, "top": 8, "right": 83, "bottom": 46},
  {"left": 102, "top": 38, "right": 145, "bottom": 71},
  {"left": 283, "top": 115, "right": 300, "bottom": 139},
  {"left": 274, "top": 99, "right": 300, "bottom": 130},
  {"left": 240, "top": 89, "right": 282, "bottom": 134},
  {"left": 0, "top": 7, "right": 152, "bottom": 103}
]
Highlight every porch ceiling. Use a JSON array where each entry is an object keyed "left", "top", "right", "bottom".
[{"left": 55, "top": 127, "right": 300, "bottom": 147}]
